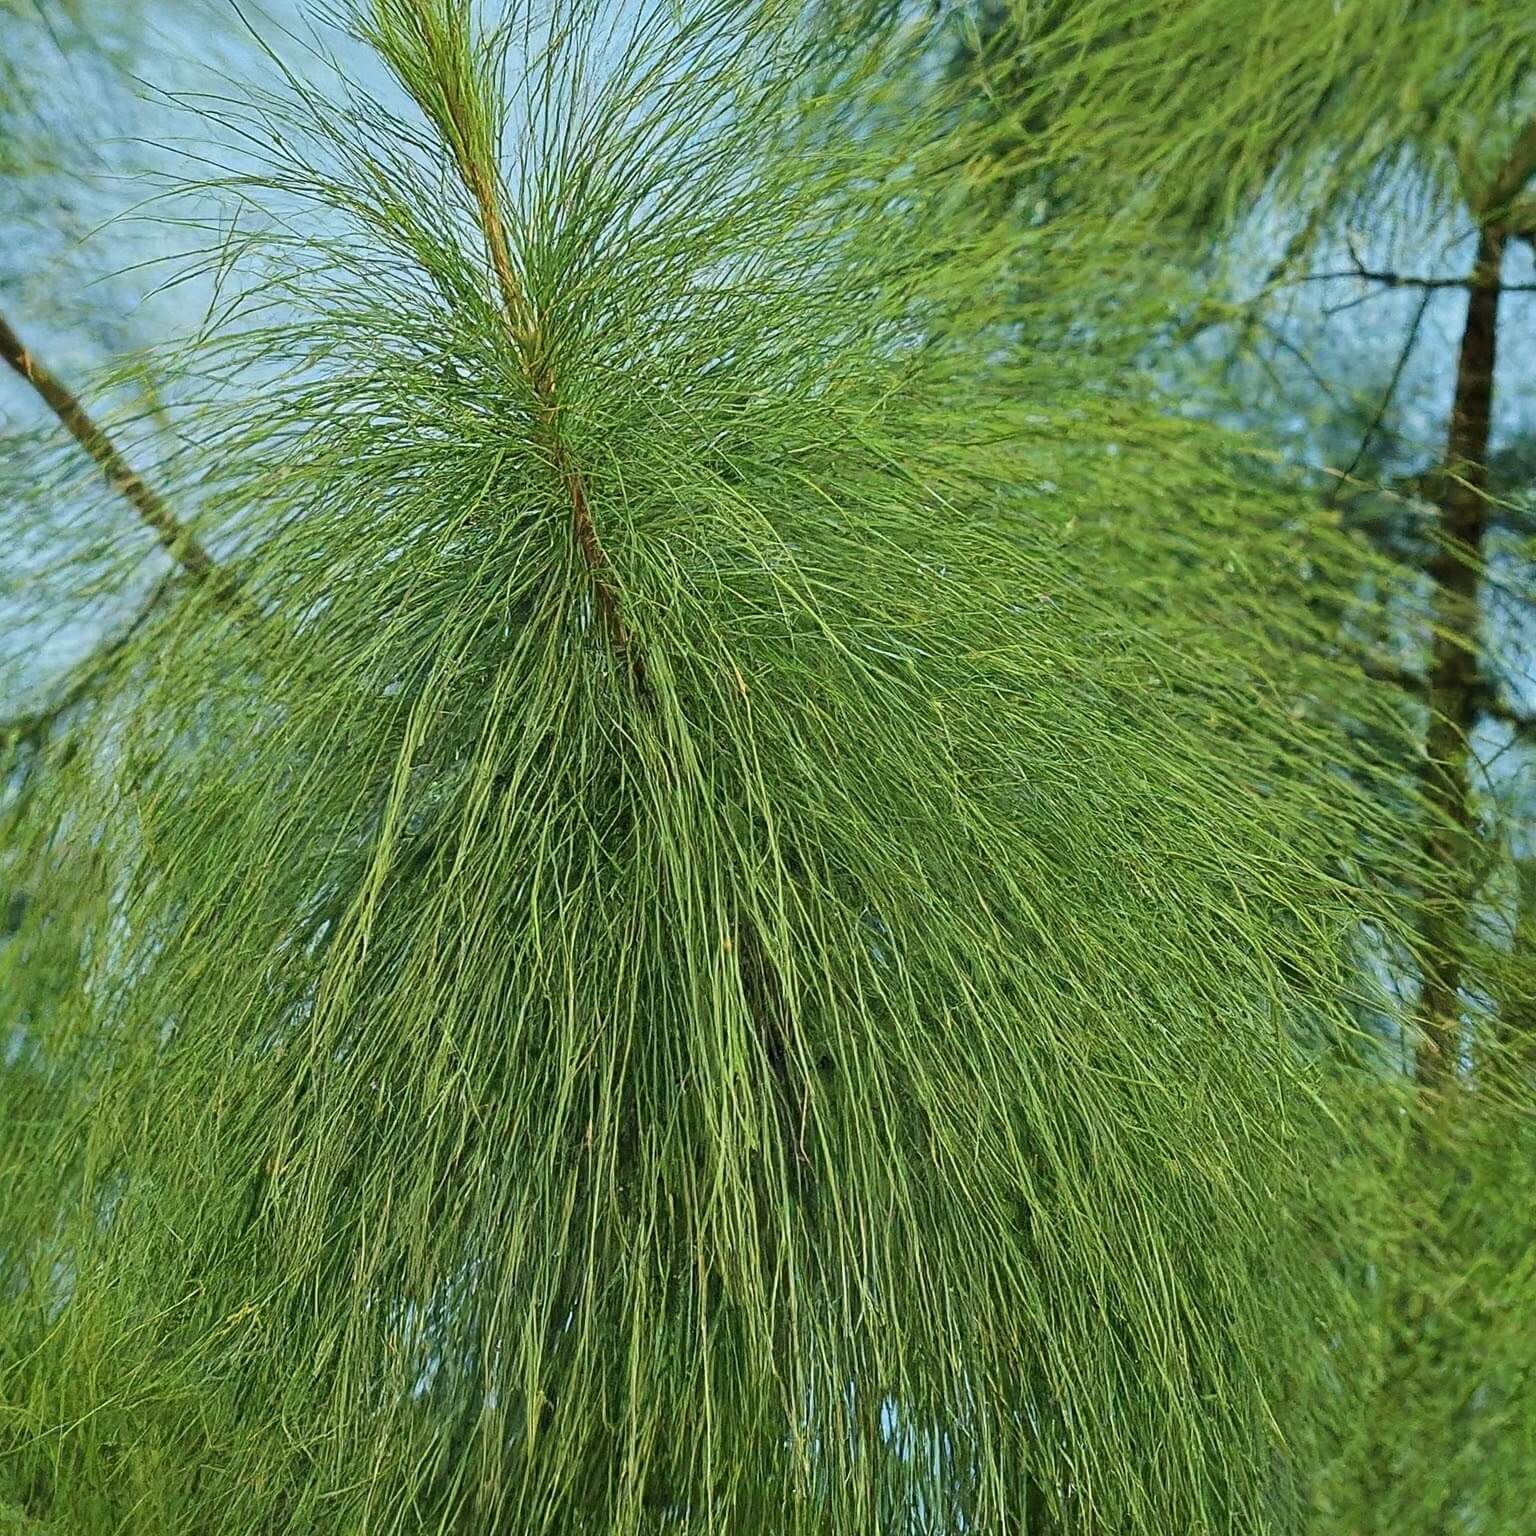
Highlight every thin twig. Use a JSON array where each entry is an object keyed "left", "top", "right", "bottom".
[
  {"left": 1325, "top": 286, "right": 1433, "bottom": 509},
  {"left": 1299, "top": 266, "right": 1536, "bottom": 293},
  {"left": 412, "top": 1, "right": 645, "bottom": 694},
  {"left": 1253, "top": 318, "right": 1352, "bottom": 414}
]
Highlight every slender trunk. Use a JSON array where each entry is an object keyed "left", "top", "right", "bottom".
[{"left": 1414, "top": 224, "right": 1505, "bottom": 1090}]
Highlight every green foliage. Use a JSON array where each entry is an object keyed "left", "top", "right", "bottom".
[
  {"left": 984, "top": 0, "right": 1536, "bottom": 246},
  {"left": 951, "top": 6, "right": 1536, "bottom": 1534},
  {"left": 0, "top": 1, "right": 1483, "bottom": 1532},
  {"left": 1284, "top": 1080, "right": 1536, "bottom": 1536}
]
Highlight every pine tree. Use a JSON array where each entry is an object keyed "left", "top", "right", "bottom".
[{"left": 0, "top": 1, "right": 1463, "bottom": 1530}]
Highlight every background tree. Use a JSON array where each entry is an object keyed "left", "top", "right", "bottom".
[{"left": 962, "top": 0, "right": 1536, "bottom": 1079}]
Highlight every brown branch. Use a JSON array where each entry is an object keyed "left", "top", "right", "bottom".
[
  {"left": 1357, "top": 660, "right": 1536, "bottom": 738},
  {"left": 1, "top": 310, "right": 250, "bottom": 771},
  {"left": 1477, "top": 115, "right": 1536, "bottom": 223},
  {"left": 1359, "top": 656, "right": 1427, "bottom": 695},
  {"left": 1302, "top": 269, "right": 1536, "bottom": 296},
  {"left": 1472, "top": 681, "right": 1536, "bottom": 732},
  {"left": 1304, "top": 267, "right": 1474, "bottom": 292},
  {"left": 416, "top": 6, "right": 645, "bottom": 695},
  {"left": 1298, "top": 243, "right": 1536, "bottom": 295},
  {"left": 469, "top": 175, "right": 644, "bottom": 692},
  {"left": 0, "top": 309, "right": 236, "bottom": 601},
  {"left": 1505, "top": 192, "right": 1536, "bottom": 247},
  {"left": 1411, "top": 117, "right": 1536, "bottom": 1091}
]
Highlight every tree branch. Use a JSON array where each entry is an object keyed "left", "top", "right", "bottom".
[
  {"left": 1477, "top": 115, "right": 1536, "bottom": 223},
  {"left": 1, "top": 307, "right": 249, "bottom": 767},
  {"left": 1408, "top": 117, "right": 1536, "bottom": 1090},
  {"left": 1355, "top": 655, "right": 1536, "bottom": 745},
  {"left": 395, "top": 0, "right": 645, "bottom": 694},
  {"left": 1297, "top": 258, "right": 1536, "bottom": 295},
  {"left": 1471, "top": 679, "right": 1536, "bottom": 732},
  {"left": 1415, "top": 221, "right": 1506, "bottom": 1091},
  {"left": 1325, "top": 286, "right": 1433, "bottom": 509},
  {"left": 0, "top": 308, "right": 237, "bottom": 601},
  {"left": 1359, "top": 656, "right": 1427, "bottom": 695}
]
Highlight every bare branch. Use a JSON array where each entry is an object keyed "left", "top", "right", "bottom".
[
  {"left": 1325, "top": 286, "right": 1433, "bottom": 508},
  {"left": 1298, "top": 263, "right": 1536, "bottom": 294},
  {"left": 0, "top": 308, "right": 238, "bottom": 601}
]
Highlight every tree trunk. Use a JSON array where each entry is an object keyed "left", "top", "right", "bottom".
[{"left": 1414, "top": 223, "right": 1505, "bottom": 1090}]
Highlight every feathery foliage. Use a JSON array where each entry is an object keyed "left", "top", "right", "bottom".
[
  {"left": 953, "top": 5, "right": 1536, "bottom": 1531},
  {"left": 0, "top": 2, "right": 1461, "bottom": 1531},
  {"left": 980, "top": 0, "right": 1536, "bottom": 246}
]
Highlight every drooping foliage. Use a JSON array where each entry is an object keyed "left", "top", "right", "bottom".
[
  {"left": 953, "top": 5, "right": 1536, "bottom": 1533},
  {"left": 975, "top": 0, "right": 1536, "bottom": 246},
  {"left": 0, "top": 2, "right": 1463, "bottom": 1532}
]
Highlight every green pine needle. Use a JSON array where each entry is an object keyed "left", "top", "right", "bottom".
[{"left": 0, "top": 3, "right": 1466, "bottom": 1531}]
